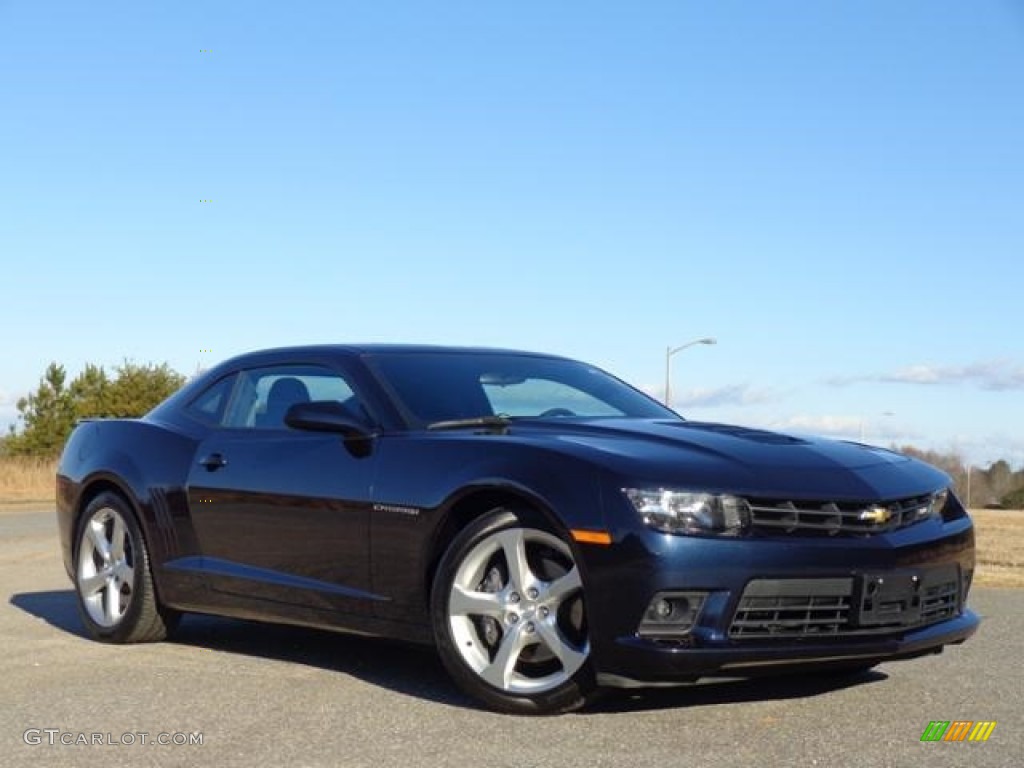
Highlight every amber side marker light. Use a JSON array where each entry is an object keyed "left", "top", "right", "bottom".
[{"left": 571, "top": 529, "right": 612, "bottom": 545}]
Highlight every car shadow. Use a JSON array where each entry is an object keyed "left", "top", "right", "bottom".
[
  {"left": 8, "top": 589, "right": 475, "bottom": 709},
  {"left": 586, "top": 668, "right": 888, "bottom": 714},
  {"left": 9, "top": 589, "right": 85, "bottom": 635},
  {"left": 9, "top": 590, "right": 886, "bottom": 714},
  {"left": 172, "top": 611, "right": 476, "bottom": 709}
]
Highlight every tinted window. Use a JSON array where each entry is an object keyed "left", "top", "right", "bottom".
[
  {"left": 367, "top": 353, "right": 673, "bottom": 425},
  {"left": 483, "top": 377, "right": 621, "bottom": 417},
  {"left": 222, "top": 365, "right": 366, "bottom": 429},
  {"left": 185, "top": 374, "right": 236, "bottom": 424}
]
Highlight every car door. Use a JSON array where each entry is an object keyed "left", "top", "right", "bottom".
[{"left": 185, "top": 363, "right": 379, "bottom": 617}]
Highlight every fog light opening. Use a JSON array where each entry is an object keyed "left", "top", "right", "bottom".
[
  {"left": 653, "top": 598, "right": 674, "bottom": 619},
  {"left": 638, "top": 591, "right": 708, "bottom": 638}
]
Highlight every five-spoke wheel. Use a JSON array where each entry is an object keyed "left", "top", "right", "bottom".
[
  {"left": 74, "top": 491, "right": 178, "bottom": 643},
  {"left": 78, "top": 504, "right": 136, "bottom": 627},
  {"left": 432, "top": 508, "right": 594, "bottom": 714}
]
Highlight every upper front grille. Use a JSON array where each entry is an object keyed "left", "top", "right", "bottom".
[{"left": 747, "top": 494, "right": 935, "bottom": 536}]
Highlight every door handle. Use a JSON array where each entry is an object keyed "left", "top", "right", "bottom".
[{"left": 199, "top": 453, "right": 228, "bottom": 471}]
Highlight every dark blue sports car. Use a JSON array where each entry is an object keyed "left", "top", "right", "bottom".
[{"left": 56, "top": 345, "right": 978, "bottom": 714}]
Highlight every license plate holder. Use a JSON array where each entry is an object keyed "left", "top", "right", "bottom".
[{"left": 855, "top": 569, "right": 925, "bottom": 627}]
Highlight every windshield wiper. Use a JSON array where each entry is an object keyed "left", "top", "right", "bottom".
[{"left": 427, "top": 415, "right": 512, "bottom": 432}]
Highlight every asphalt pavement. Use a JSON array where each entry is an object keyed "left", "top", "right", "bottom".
[{"left": 2, "top": 508, "right": 1021, "bottom": 768}]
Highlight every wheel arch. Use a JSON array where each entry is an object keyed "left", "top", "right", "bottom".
[
  {"left": 70, "top": 472, "right": 181, "bottom": 642},
  {"left": 72, "top": 474, "right": 149, "bottom": 568},
  {"left": 424, "top": 483, "right": 574, "bottom": 608}
]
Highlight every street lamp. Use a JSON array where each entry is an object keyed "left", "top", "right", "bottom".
[{"left": 664, "top": 337, "right": 716, "bottom": 406}]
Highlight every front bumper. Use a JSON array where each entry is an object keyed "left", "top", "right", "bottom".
[
  {"left": 599, "top": 608, "right": 979, "bottom": 685},
  {"left": 581, "top": 516, "right": 979, "bottom": 684}
]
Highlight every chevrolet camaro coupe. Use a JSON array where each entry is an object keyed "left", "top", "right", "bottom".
[{"left": 56, "top": 345, "right": 979, "bottom": 714}]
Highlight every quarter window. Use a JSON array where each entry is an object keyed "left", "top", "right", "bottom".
[{"left": 185, "top": 374, "right": 236, "bottom": 424}]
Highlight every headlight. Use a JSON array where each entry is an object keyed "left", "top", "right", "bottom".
[
  {"left": 929, "top": 488, "right": 949, "bottom": 519},
  {"left": 623, "top": 489, "right": 750, "bottom": 535}
]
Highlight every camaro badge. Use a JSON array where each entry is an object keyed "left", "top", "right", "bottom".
[
  {"left": 373, "top": 503, "right": 421, "bottom": 517},
  {"left": 860, "top": 505, "right": 893, "bottom": 525}
]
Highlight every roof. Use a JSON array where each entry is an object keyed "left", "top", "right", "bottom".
[
  {"left": 232, "top": 343, "right": 568, "bottom": 359},
  {"left": 150, "top": 344, "right": 575, "bottom": 424}
]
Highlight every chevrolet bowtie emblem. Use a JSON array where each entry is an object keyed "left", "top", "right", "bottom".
[{"left": 860, "top": 505, "right": 893, "bottom": 525}]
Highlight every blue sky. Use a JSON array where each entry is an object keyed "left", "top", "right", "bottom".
[{"left": 2, "top": 1, "right": 1022, "bottom": 467}]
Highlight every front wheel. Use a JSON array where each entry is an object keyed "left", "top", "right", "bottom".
[{"left": 431, "top": 508, "right": 595, "bottom": 714}]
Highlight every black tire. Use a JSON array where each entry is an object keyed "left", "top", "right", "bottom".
[
  {"left": 431, "top": 507, "right": 596, "bottom": 714},
  {"left": 73, "top": 491, "right": 179, "bottom": 643}
]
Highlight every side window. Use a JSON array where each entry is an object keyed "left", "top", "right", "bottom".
[
  {"left": 185, "top": 374, "right": 237, "bottom": 424},
  {"left": 222, "top": 365, "right": 367, "bottom": 429}
]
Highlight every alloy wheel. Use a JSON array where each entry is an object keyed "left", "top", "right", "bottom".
[
  {"left": 77, "top": 506, "right": 136, "bottom": 628},
  {"left": 446, "top": 526, "right": 589, "bottom": 695}
]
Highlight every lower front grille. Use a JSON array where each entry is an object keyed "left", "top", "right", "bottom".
[
  {"left": 730, "top": 578, "right": 853, "bottom": 638},
  {"left": 920, "top": 581, "right": 958, "bottom": 624},
  {"left": 729, "top": 571, "right": 961, "bottom": 640}
]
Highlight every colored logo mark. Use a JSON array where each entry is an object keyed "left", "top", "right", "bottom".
[
  {"left": 920, "top": 721, "right": 996, "bottom": 742},
  {"left": 200, "top": 199, "right": 213, "bottom": 203}
]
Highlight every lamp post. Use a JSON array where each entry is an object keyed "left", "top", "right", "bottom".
[{"left": 664, "top": 337, "right": 716, "bottom": 407}]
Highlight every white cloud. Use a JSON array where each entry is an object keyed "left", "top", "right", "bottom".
[
  {"left": 882, "top": 361, "right": 1024, "bottom": 390},
  {"left": 768, "top": 414, "right": 862, "bottom": 436},
  {"left": 751, "top": 414, "right": 921, "bottom": 443},
  {"left": 671, "top": 384, "right": 778, "bottom": 409},
  {"left": 830, "top": 359, "right": 1024, "bottom": 391}
]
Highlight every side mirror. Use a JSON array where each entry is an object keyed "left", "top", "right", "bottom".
[{"left": 285, "top": 401, "right": 373, "bottom": 455}]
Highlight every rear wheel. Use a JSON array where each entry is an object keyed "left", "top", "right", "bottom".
[
  {"left": 74, "top": 491, "right": 179, "bottom": 643},
  {"left": 431, "top": 508, "right": 594, "bottom": 714}
]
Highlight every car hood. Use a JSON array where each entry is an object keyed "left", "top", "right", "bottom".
[{"left": 502, "top": 418, "right": 948, "bottom": 500}]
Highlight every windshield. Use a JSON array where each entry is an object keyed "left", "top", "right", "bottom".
[{"left": 365, "top": 352, "right": 676, "bottom": 426}]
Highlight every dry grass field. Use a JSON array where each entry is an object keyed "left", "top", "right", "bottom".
[
  {"left": 969, "top": 508, "right": 1024, "bottom": 588},
  {"left": 0, "top": 457, "right": 1020, "bottom": 586},
  {"left": 0, "top": 456, "right": 57, "bottom": 507}
]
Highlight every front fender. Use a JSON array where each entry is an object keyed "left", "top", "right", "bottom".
[{"left": 367, "top": 435, "right": 606, "bottom": 628}]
